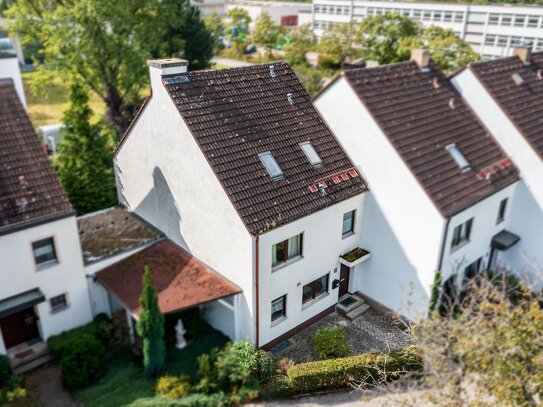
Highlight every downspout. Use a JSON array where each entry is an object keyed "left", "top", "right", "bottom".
[
  {"left": 255, "top": 235, "right": 260, "bottom": 348},
  {"left": 437, "top": 217, "right": 451, "bottom": 272}
]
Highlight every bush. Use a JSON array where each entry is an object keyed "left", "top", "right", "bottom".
[
  {"left": 317, "top": 53, "right": 342, "bottom": 70},
  {"left": 230, "top": 340, "right": 275, "bottom": 383},
  {"left": 60, "top": 334, "right": 107, "bottom": 388},
  {"left": 0, "top": 355, "right": 10, "bottom": 388},
  {"left": 287, "top": 346, "right": 421, "bottom": 393},
  {"left": 156, "top": 374, "right": 191, "bottom": 399},
  {"left": 312, "top": 325, "right": 350, "bottom": 360}
]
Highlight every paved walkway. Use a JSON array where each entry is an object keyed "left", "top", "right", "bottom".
[{"left": 25, "top": 363, "right": 82, "bottom": 407}]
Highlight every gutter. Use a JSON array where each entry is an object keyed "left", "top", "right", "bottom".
[
  {"left": 437, "top": 216, "right": 451, "bottom": 272},
  {"left": 255, "top": 235, "right": 260, "bottom": 348},
  {"left": 0, "top": 209, "right": 76, "bottom": 237}
]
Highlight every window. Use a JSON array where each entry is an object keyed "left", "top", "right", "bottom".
[
  {"left": 485, "top": 34, "right": 497, "bottom": 46},
  {"left": 497, "top": 198, "right": 508, "bottom": 223},
  {"left": 413, "top": 9, "right": 421, "bottom": 19},
  {"left": 299, "top": 141, "right": 323, "bottom": 168},
  {"left": 302, "top": 274, "right": 329, "bottom": 304},
  {"left": 271, "top": 295, "right": 286, "bottom": 322},
  {"left": 497, "top": 36, "right": 508, "bottom": 47},
  {"left": 259, "top": 151, "right": 283, "bottom": 180},
  {"left": 433, "top": 11, "right": 442, "bottom": 21},
  {"left": 514, "top": 15, "right": 526, "bottom": 27},
  {"left": 444, "top": 11, "right": 453, "bottom": 22},
  {"left": 402, "top": 9, "right": 410, "bottom": 17},
  {"left": 464, "top": 258, "right": 482, "bottom": 281},
  {"left": 489, "top": 13, "right": 499, "bottom": 25},
  {"left": 501, "top": 14, "right": 512, "bottom": 26},
  {"left": 342, "top": 210, "right": 355, "bottom": 236},
  {"left": 511, "top": 36, "right": 522, "bottom": 47},
  {"left": 50, "top": 294, "right": 68, "bottom": 312},
  {"left": 423, "top": 10, "right": 432, "bottom": 21},
  {"left": 454, "top": 12, "right": 464, "bottom": 23},
  {"left": 32, "top": 237, "right": 57, "bottom": 266},
  {"left": 528, "top": 16, "right": 540, "bottom": 28},
  {"left": 446, "top": 144, "right": 471, "bottom": 172},
  {"left": 272, "top": 234, "right": 302, "bottom": 267},
  {"left": 451, "top": 218, "right": 473, "bottom": 249}
]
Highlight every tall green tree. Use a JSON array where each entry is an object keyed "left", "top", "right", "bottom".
[
  {"left": 317, "top": 22, "right": 359, "bottom": 62},
  {"left": 357, "top": 14, "right": 421, "bottom": 64},
  {"left": 54, "top": 81, "right": 117, "bottom": 215},
  {"left": 225, "top": 7, "right": 251, "bottom": 43},
  {"left": 136, "top": 266, "right": 165, "bottom": 377},
  {"left": 251, "top": 12, "right": 284, "bottom": 57}
]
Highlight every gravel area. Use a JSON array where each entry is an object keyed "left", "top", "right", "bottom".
[
  {"left": 24, "top": 363, "right": 83, "bottom": 407},
  {"left": 270, "top": 309, "right": 411, "bottom": 363}
]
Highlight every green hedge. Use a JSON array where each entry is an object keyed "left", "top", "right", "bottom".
[{"left": 286, "top": 346, "right": 421, "bottom": 393}]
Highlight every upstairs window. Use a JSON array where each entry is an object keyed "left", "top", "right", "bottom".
[
  {"left": 342, "top": 210, "right": 355, "bottom": 237},
  {"left": 497, "top": 198, "right": 508, "bottom": 223},
  {"left": 446, "top": 144, "right": 471, "bottom": 173},
  {"left": 33, "top": 237, "right": 57, "bottom": 267},
  {"left": 299, "top": 141, "right": 323, "bottom": 168},
  {"left": 272, "top": 234, "right": 303, "bottom": 267},
  {"left": 451, "top": 218, "right": 473, "bottom": 249},
  {"left": 489, "top": 13, "right": 499, "bottom": 25},
  {"left": 259, "top": 152, "right": 283, "bottom": 180}
]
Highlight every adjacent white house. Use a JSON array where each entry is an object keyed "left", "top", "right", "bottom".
[
  {"left": 0, "top": 80, "right": 92, "bottom": 366},
  {"left": 315, "top": 50, "right": 523, "bottom": 320},
  {"left": 451, "top": 47, "right": 543, "bottom": 288},
  {"left": 113, "top": 59, "right": 369, "bottom": 348}
]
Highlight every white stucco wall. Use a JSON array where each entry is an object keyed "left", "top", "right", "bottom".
[
  {"left": 0, "top": 216, "right": 92, "bottom": 354},
  {"left": 257, "top": 193, "right": 366, "bottom": 346},
  {"left": 227, "top": 1, "right": 311, "bottom": 27},
  {"left": 114, "top": 66, "right": 255, "bottom": 342},
  {"left": 0, "top": 56, "right": 26, "bottom": 108},
  {"left": 315, "top": 77, "right": 445, "bottom": 320}
]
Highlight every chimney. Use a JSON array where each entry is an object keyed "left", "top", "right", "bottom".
[
  {"left": 513, "top": 46, "right": 532, "bottom": 64},
  {"left": 147, "top": 58, "right": 188, "bottom": 93},
  {"left": 410, "top": 49, "right": 430, "bottom": 69}
]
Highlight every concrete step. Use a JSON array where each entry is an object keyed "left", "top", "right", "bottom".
[
  {"left": 12, "top": 353, "right": 53, "bottom": 375},
  {"left": 346, "top": 303, "right": 370, "bottom": 320},
  {"left": 337, "top": 293, "right": 366, "bottom": 316}
]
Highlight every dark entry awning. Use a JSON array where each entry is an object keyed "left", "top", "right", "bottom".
[
  {"left": 0, "top": 288, "right": 45, "bottom": 319},
  {"left": 491, "top": 230, "right": 521, "bottom": 251}
]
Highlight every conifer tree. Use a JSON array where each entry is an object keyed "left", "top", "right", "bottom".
[{"left": 136, "top": 266, "right": 166, "bottom": 377}]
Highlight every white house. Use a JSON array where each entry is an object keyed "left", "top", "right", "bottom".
[
  {"left": 0, "top": 79, "right": 92, "bottom": 367},
  {"left": 451, "top": 47, "right": 543, "bottom": 288},
  {"left": 113, "top": 59, "right": 369, "bottom": 348},
  {"left": 0, "top": 46, "right": 26, "bottom": 108},
  {"left": 315, "top": 51, "right": 523, "bottom": 320},
  {"left": 227, "top": 0, "right": 312, "bottom": 28}
]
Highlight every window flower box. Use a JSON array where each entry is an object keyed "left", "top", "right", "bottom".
[{"left": 339, "top": 247, "right": 371, "bottom": 267}]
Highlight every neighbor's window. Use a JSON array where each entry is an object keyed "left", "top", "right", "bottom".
[
  {"left": 302, "top": 274, "right": 329, "bottom": 304},
  {"left": 272, "top": 234, "right": 302, "bottom": 267},
  {"left": 50, "top": 294, "right": 68, "bottom": 312},
  {"left": 451, "top": 218, "right": 473, "bottom": 249},
  {"left": 271, "top": 295, "right": 286, "bottom": 322},
  {"left": 497, "top": 198, "right": 508, "bottom": 223},
  {"left": 32, "top": 237, "right": 57, "bottom": 266},
  {"left": 342, "top": 210, "right": 355, "bottom": 236}
]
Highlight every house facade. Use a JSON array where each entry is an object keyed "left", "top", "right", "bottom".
[
  {"left": 114, "top": 59, "right": 369, "bottom": 348},
  {"left": 315, "top": 51, "right": 522, "bottom": 319},
  {"left": 0, "top": 80, "right": 92, "bottom": 358}
]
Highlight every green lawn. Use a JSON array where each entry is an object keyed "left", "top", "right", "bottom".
[{"left": 76, "top": 330, "right": 228, "bottom": 407}]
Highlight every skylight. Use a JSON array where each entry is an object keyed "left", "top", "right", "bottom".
[
  {"left": 446, "top": 144, "right": 471, "bottom": 173},
  {"left": 259, "top": 152, "right": 283, "bottom": 180},
  {"left": 299, "top": 141, "right": 323, "bottom": 168}
]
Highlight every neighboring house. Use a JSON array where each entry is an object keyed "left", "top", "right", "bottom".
[
  {"left": 0, "top": 41, "right": 26, "bottom": 108},
  {"left": 191, "top": 0, "right": 228, "bottom": 17},
  {"left": 227, "top": 0, "right": 312, "bottom": 28},
  {"left": 0, "top": 79, "right": 92, "bottom": 363},
  {"left": 452, "top": 47, "right": 543, "bottom": 287},
  {"left": 315, "top": 50, "right": 521, "bottom": 319},
  {"left": 114, "top": 59, "right": 369, "bottom": 348},
  {"left": 311, "top": 0, "right": 543, "bottom": 59}
]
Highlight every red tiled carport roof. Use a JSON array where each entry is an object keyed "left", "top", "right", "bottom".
[{"left": 96, "top": 240, "right": 241, "bottom": 316}]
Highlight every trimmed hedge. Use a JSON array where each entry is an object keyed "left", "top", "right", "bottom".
[
  {"left": 286, "top": 346, "right": 421, "bottom": 393},
  {"left": 60, "top": 334, "right": 107, "bottom": 388}
]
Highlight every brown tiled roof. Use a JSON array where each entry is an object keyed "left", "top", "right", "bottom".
[
  {"left": 96, "top": 240, "right": 241, "bottom": 315},
  {"left": 469, "top": 51, "right": 543, "bottom": 160},
  {"left": 0, "top": 79, "right": 73, "bottom": 232},
  {"left": 162, "top": 62, "right": 368, "bottom": 235},
  {"left": 343, "top": 61, "right": 519, "bottom": 216},
  {"left": 77, "top": 207, "right": 162, "bottom": 264}
]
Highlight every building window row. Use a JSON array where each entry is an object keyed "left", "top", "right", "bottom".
[
  {"left": 314, "top": 4, "right": 350, "bottom": 16},
  {"left": 488, "top": 13, "right": 543, "bottom": 28},
  {"left": 484, "top": 34, "right": 543, "bottom": 50},
  {"left": 365, "top": 7, "right": 464, "bottom": 23},
  {"left": 313, "top": 20, "right": 342, "bottom": 30}
]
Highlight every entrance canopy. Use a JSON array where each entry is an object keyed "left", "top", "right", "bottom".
[
  {"left": 96, "top": 240, "right": 241, "bottom": 316},
  {"left": 0, "top": 288, "right": 45, "bottom": 318},
  {"left": 491, "top": 230, "right": 521, "bottom": 251}
]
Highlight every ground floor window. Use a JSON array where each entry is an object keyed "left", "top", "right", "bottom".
[
  {"left": 50, "top": 293, "right": 68, "bottom": 312},
  {"left": 302, "top": 274, "right": 329, "bottom": 304},
  {"left": 271, "top": 295, "right": 286, "bottom": 322}
]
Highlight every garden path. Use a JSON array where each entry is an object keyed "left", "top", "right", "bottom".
[{"left": 24, "top": 363, "right": 83, "bottom": 407}]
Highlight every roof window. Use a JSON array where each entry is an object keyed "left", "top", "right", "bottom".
[
  {"left": 299, "top": 141, "right": 323, "bottom": 168},
  {"left": 446, "top": 144, "right": 471, "bottom": 173},
  {"left": 259, "top": 152, "right": 284, "bottom": 180}
]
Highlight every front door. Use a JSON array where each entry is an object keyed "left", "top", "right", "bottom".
[
  {"left": 0, "top": 307, "right": 40, "bottom": 349},
  {"left": 339, "top": 264, "right": 350, "bottom": 297}
]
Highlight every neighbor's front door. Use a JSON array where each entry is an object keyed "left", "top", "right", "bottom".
[
  {"left": 339, "top": 264, "right": 350, "bottom": 297},
  {"left": 0, "top": 307, "right": 40, "bottom": 349}
]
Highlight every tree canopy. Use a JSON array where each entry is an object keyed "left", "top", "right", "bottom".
[
  {"left": 225, "top": 7, "right": 251, "bottom": 43},
  {"left": 251, "top": 12, "right": 284, "bottom": 56}
]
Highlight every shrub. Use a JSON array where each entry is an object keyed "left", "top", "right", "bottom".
[
  {"left": 60, "top": 334, "right": 107, "bottom": 388},
  {"left": 312, "top": 325, "right": 350, "bottom": 360},
  {"left": 0, "top": 355, "right": 10, "bottom": 388},
  {"left": 287, "top": 346, "right": 421, "bottom": 393},
  {"left": 317, "top": 53, "right": 342, "bottom": 70},
  {"left": 292, "top": 65, "right": 324, "bottom": 97},
  {"left": 230, "top": 340, "right": 275, "bottom": 383},
  {"left": 156, "top": 374, "right": 191, "bottom": 399},
  {"left": 276, "top": 358, "right": 295, "bottom": 376}
]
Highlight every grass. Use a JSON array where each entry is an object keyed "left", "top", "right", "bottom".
[
  {"left": 22, "top": 71, "right": 106, "bottom": 128},
  {"left": 75, "top": 329, "right": 228, "bottom": 407}
]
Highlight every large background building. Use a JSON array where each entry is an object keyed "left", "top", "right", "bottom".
[{"left": 312, "top": 0, "right": 543, "bottom": 59}]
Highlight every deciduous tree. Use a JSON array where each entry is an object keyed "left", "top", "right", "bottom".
[{"left": 251, "top": 12, "right": 284, "bottom": 57}]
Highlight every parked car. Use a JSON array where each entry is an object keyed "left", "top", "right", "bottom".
[{"left": 38, "top": 123, "right": 64, "bottom": 155}]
